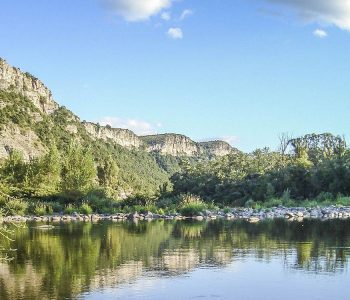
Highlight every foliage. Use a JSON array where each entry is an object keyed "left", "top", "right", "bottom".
[
  {"left": 178, "top": 194, "right": 207, "bottom": 216},
  {"left": 79, "top": 202, "right": 93, "bottom": 215},
  {"left": 4, "top": 199, "right": 28, "bottom": 216},
  {"left": 61, "top": 142, "right": 96, "bottom": 196},
  {"left": 169, "top": 134, "right": 350, "bottom": 207}
]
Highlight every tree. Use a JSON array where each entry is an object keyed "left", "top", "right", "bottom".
[
  {"left": 61, "top": 142, "right": 96, "bottom": 198},
  {"left": 97, "top": 156, "right": 119, "bottom": 189},
  {"left": 0, "top": 150, "right": 27, "bottom": 185}
]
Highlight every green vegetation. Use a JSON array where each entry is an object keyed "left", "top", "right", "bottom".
[
  {"left": 178, "top": 194, "right": 207, "bottom": 217},
  {"left": 169, "top": 133, "right": 350, "bottom": 208},
  {"left": 1, "top": 89, "right": 350, "bottom": 215}
]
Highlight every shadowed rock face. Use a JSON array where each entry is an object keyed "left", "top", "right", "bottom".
[{"left": 0, "top": 58, "right": 235, "bottom": 159}]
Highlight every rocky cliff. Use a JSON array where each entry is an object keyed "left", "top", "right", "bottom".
[
  {"left": 141, "top": 134, "right": 235, "bottom": 157},
  {"left": 199, "top": 141, "right": 234, "bottom": 157},
  {"left": 83, "top": 122, "right": 141, "bottom": 149},
  {"left": 141, "top": 134, "right": 200, "bottom": 156},
  {"left": 0, "top": 58, "right": 59, "bottom": 114},
  {"left": 0, "top": 58, "right": 236, "bottom": 159}
]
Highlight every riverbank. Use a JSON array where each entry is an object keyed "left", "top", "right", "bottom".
[{"left": 2, "top": 205, "right": 350, "bottom": 224}]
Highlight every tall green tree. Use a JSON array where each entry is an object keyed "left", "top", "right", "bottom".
[{"left": 61, "top": 142, "right": 96, "bottom": 198}]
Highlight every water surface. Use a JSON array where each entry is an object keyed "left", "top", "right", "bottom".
[{"left": 1, "top": 219, "right": 350, "bottom": 299}]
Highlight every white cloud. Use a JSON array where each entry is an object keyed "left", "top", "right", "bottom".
[
  {"left": 261, "top": 0, "right": 350, "bottom": 30},
  {"left": 99, "top": 116, "right": 161, "bottom": 135},
  {"left": 167, "top": 27, "right": 183, "bottom": 39},
  {"left": 199, "top": 136, "right": 240, "bottom": 146},
  {"left": 313, "top": 29, "right": 328, "bottom": 38},
  {"left": 221, "top": 136, "right": 240, "bottom": 145},
  {"left": 104, "top": 0, "right": 173, "bottom": 22},
  {"left": 161, "top": 11, "right": 171, "bottom": 21},
  {"left": 180, "top": 9, "right": 193, "bottom": 20}
]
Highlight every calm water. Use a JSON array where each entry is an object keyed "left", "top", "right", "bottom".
[{"left": 1, "top": 219, "right": 350, "bottom": 299}]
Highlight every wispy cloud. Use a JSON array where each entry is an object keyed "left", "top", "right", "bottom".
[
  {"left": 261, "top": 0, "right": 350, "bottom": 30},
  {"left": 161, "top": 11, "right": 171, "bottom": 21},
  {"left": 99, "top": 116, "right": 162, "bottom": 135},
  {"left": 167, "top": 27, "right": 183, "bottom": 39},
  {"left": 103, "top": 0, "right": 173, "bottom": 22},
  {"left": 313, "top": 29, "right": 328, "bottom": 38},
  {"left": 180, "top": 9, "right": 193, "bottom": 20},
  {"left": 200, "top": 136, "right": 240, "bottom": 146}
]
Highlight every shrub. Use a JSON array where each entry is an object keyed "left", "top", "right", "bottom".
[
  {"left": 79, "top": 203, "right": 93, "bottom": 215},
  {"left": 64, "top": 204, "right": 77, "bottom": 214},
  {"left": 157, "top": 208, "right": 165, "bottom": 215},
  {"left": 34, "top": 204, "right": 47, "bottom": 216},
  {"left": 316, "top": 192, "right": 334, "bottom": 202},
  {"left": 336, "top": 197, "right": 350, "bottom": 207},
  {"left": 244, "top": 199, "right": 255, "bottom": 208},
  {"left": 50, "top": 202, "right": 63, "bottom": 213},
  {"left": 84, "top": 193, "right": 117, "bottom": 213},
  {"left": 263, "top": 198, "right": 283, "bottom": 208},
  {"left": 223, "top": 207, "right": 231, "bottom": 214},
  {"left": 5, "top": 199, "right": 28, "bottom": 216},
  {"left": 180, "top": 203, "right": 207, "bottom": 217},
  {"left": 178, "top": 194, "right": 207, "bottom": 217},
  {"left": 156, "top": 196, "right": 181, "bottom": 209},
  {"left": 282, "top": 189, "right": 291, "bottom": 203}
]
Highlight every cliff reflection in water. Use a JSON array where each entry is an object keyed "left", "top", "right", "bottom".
[{"left": 1, "top": 219, "right": 350, "bottom": 300}]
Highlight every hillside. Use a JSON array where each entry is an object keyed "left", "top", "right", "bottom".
[{"left": 0, "top": 58, "right": 236, "bottom": 197}]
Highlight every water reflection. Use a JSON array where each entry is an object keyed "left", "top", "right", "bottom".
[{"left": 0, "top": 219, "right": 350, "bottom": 299}]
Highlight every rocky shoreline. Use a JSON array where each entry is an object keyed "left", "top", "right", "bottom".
[{"left": 2, "top": 205, "right": 350, "bottom": 224}]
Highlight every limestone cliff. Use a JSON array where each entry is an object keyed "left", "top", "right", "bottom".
[
  {"left": 0, "top": 58, "right": 236, "bottom": 160},
  {"left": 0, "top": 58, "right": 59, "bottom": 114},
  {"left": 199, "top": 141, "right": 235, "bottom": 157},
  {"left": 141, "top": 134, "right": 199, "bottom": 156},
  {"left": 141, "top": 134, "right": 235, "bottom": 157},
  {"left": 0, "top": 124, "right": 46, "bottom": 161},
  {"left": 83, "top": 122, "right": 141, "bottom": 149}
]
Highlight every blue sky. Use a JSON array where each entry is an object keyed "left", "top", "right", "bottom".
[{"left": 0, "top": 0, "right": 349, "bottom": 152}]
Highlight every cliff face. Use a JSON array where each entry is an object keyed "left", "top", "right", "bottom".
[
  {"left": 199, "top": 141, "right": 234, "bottom": 157},
  {"left": 0, "top": 58, "right": 59, "bottom": 114},
  {"left": 141, "top": 134, "right": 235, "bottom": 157},
  {"left": 83, "top": 122, "right": 141, "bottom": 149},
  {"left": 141, "top": 134, "right": 200, "bottom": 156},
  {"left": 0, "top": 58, "right": 236, "bottom": 160},
  {"left": 0, "top": 125, "right": 46, "bottom": 161}
]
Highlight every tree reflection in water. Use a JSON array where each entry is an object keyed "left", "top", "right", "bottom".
[{"left": 0, "top": 219, "right": 349, "bottom": 300}]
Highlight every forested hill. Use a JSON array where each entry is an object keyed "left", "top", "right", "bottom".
[{"left": 0, "top": 58, "right": 235, "bottom": 199}]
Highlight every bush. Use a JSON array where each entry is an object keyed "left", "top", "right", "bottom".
[
  {"left": 336, "top": 197, "right": 350, "bottom": 206},
  {"left": 64, "top": 204, "right": 77, "bottom": 214},
  {"left": 79, "top": 203, "right": 93, "bottom": 215},
  {"left": 156, "top": 196, "right": 181, "bottom": 209},
  {"left": 316, "top": 192, "right": 334, "bottom": 202},
  {"left": 223, "top": 207, "right": 231, "bottom": 214},
  {"left": 157, "top": 208, "right": 165, "bottom": 215},
  {"left": 50, "top": 202, "right": 63, "bottom": 213},
  {"left": 34, "top": 204, "right": 47, "bottom": 216},
  {"left": 5, "top": 199, "right": 28, "bottom": 216},
  {"left": 263, "top": 198, "right": 283, "bottom": 208},
  {"left": 84, "top": 192, "right": 117, "bottom": 213},
  {"left": 180, "top": 203, "right": 207, "bottom": 217},
  {"left": 178, "top": 194, "right": 207, "bottom": 217},
  {"left": 244, "top": 199, "right": 255, "bottom": 208}
]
